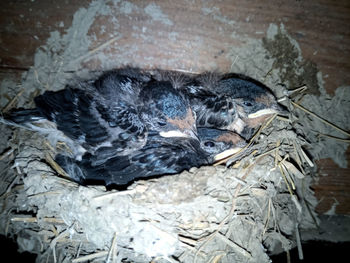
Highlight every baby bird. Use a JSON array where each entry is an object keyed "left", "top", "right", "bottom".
[
  {"left": 197, "top": 127, "right": 247, "bottom": 162},
  {"left": 56, "top": 127, "right": 247, "bottom": 186},
  {"left": 1, "top": 70, "right": 198, "bottom": 162},
  {"left": 180, "top": 72, "right": 286, "bottom": 140},
  {"left": 215, "top": 73, "right": 286, "bottom": 138},
  {"left": 138, "top": 80, "right": 197, "bottom": 140},
  {"left": 180, "top": 84, "right": 239, "bottom": 132}
]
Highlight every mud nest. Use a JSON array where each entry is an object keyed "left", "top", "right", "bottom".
[{"left": 0, "top": 87, "right": 318, "bottom": 262}]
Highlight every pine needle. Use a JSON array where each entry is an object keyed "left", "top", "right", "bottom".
[{"left": 291, "top": 101, "right": 350, "bottom": 137}]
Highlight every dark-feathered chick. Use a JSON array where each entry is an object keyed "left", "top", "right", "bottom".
[
  {"left": 2, "top": 72, "right": 146, "bottom": 160},
  {"left": 56, "top": 127, "right": 246, "bottom": 186},
  {"left": 215, "top": 73, "right": 286, "bottom": 137},
  {"left": 139, "top": 80, "right": 197, "bottom": 140},
  {"left": 1, "top": 70, "right": 198, "bottom": 162},
  {"left": 197, "top": 127, "right": 247, "bottom": 161},
  {"left": 180, "top": 72, "right": 286, "bottom": 140},
  {"left": 180, "top": 84, "right": 239, "bottom": 131}
]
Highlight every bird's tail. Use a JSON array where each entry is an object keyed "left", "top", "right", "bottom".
[
  {"left": 0, "top": 108, "right": 55, "bottom": 134},
  {"left": 55, "top": 154, "right": 115, "bottom": 186},
  {"left": 2, "top": 108, "right": 44, "bottom": 124}
]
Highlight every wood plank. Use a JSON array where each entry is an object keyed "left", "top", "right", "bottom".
[
  {"left": 314, "top": 148, "right": 350, "bottom": 215},
  {"left": 1, "top": 1, "right": 349, "bottom": 94},
  {"left": 0, "top": 0, "right": 90, "bottom": 69}
]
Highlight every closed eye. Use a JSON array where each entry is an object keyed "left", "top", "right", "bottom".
[
  {"left": 243, "top": 101, "right": 253, "bottom": 107},
  {"left": 204, "top": 141, "right": 215, "bottom": 147},
  {"left": 157, "top": 121, "right": 167, "bottom": 126}
]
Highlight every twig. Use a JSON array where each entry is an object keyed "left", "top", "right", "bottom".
[
  {"left": 275, "top": 140, "right": 280, "bottom": 168},
  {"left": 75, "top": 242, "right": 82, "bottom": 259},
  {"left": 276, "top": 115, "right": 291, "bottom": 122},
  {"left": 278, "top": 165, "right": 293, "bottom": 196},
  {"left": 292, "top": 141, "right": 305, "bottom": 175},
  {"left": 28, "top": 191, "right": 61, "bottom": 198},
  {"left": 44, "top": 141, "right": 55, "bottom": 152},
  {"left": 34, "top": 69, "right": 49, "bottom": 89},
  {"left": 45, "top": 153, "right": 70, "bottom": 178},
  {"left": 4, "top": 173, "right": 20, "bottom": 195},
  {"left": 216, "top": 233, "right": 251, "bottom": 259},
  {"left": 286, "top": 250, "right": 291, "bottom": 263},
  {"left": 278, "top": 85, "right": 307, "bottom": 99},
  {"left": 295, "top": 223, "right": 304, "bottom": 260},
  {"left": 2, "top": 88, "right": 25, "bottom": 112},
  {"left": 281, "top": 160, "right": 304, "bottom": 179},
  {"left": 270, "top": 201, "right": 278, "bottom": 232},
  {"left": 178, "top": 236, "right": 198, "bottom": 247},
  {"left": 93, "top": 189, "right": 136, "bottom": 200},
  {"left": 254, "top": 146, "right": 281, "bottom": 159},
  {"left": 72, "top": 251, "right": 109, "bottom": 263},
  {"left": 106, "top": 232, "right": 118, "bottom": 263},
  {"left": 280, "top": 163, "right": 296, "bottom": 190},
  {"left": 50, "top": 223, "right": 74, "bottom": 263},
  {"left": 11, "top": 217, "right": 64, "bottom": 224},
  {"left": 303, "top": 198, "right": 320, "bottom": 229},
  {"left": 291, "top": 101, "right": 350, "bottom": 137},
  {"left": 262, "top": 198, "right": 272, "bottom": 237},
  {"left": 0, "top": 148, "right": 14, "bottom": 161},
  {"left": 194, "top": 184, "right": 242, "bottom": 263},
  {"left": 56, "top": 141, "right": 73, "bottom": 154},
  {"left": 207, "top": 253, "right": 225, "bottom": 263},
  {"left": 317, "top": 133, "right": 350, "bottom": 143},
  {"left": 215, "top": 113, "right": 277, "bottom": 165},
  {"left": 69, "top": 36, "right": 120, "bottom": 66},
  {"left": 298, "top": 146, "right": 314, "bottom": 167}
]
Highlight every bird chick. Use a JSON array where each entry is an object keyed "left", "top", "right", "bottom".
[
  {"left": 1, "top": 70, "right": 198, "bottom": 162},
  {"left": 180, "top": 84, "right": 238, "bottom": 131},
  {"left": 56, "top": 127, "right": 246, "bottom": 187},
  {"left": 139, "top": 80, "right": 198, "bottom": 140},
  {"left": 197, "top": 127, "right": 247, "bottom": 161},
  {"left": 2, "top": 80, "right": 146, "bottom": 161},
  {"left": 184, "top": 72, "right": 287, "bottom": 140},
  {"left": 215, "top": 74, "right": 287, "bottom": 139}
]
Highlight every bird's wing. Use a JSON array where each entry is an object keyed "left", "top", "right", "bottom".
[
  {"left": 93, "top": 70, "right": 147, "bottom": 102},
  {"left": 34, "top": 87, "right": 146, "bottom": 153},
  {"left": 180, "top": 85, "right": 237, "bottom": 129},
  {"left": 74, "top": 138, "right": 208, "bottom": 186}
]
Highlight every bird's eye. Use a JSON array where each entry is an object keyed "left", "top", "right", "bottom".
[
  {"left": 204, "top": 141, "right": 215, "bottom": 147},
  {"left": 244, "top": 101, "right": 253, "bottom": 107},
  {"left": 157, "top": 121, "right": 167, "bottom": 126}
]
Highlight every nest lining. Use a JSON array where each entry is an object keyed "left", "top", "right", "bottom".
[{"left": 0, "top": 93, "right": 318, "bottom": 263}]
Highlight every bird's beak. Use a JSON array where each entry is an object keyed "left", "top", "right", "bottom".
[
  {"left": 213, "top": 147, "right": 243, "bottom": 161},
  {"left": 159, "top": 127, "right": 199, "bottom": 140},
  {"left": 247, "top": 108, "right": 278, "bottom": 119},
  {"left": 248, "top": 103, "right": 288, "bottom": 119},
  {"left": 159, "top": 130, "right": 190, "bottom": 138}
]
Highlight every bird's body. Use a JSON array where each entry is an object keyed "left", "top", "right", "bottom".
[
  {"left": 180, "top": 84, "right": 239, "bottom": 130},
  {"left": 57, "top": 134, "right": 207, "bottom": 186},
  {"left": 3, "top": 70, "right": 198, "bottom": 160},
  {"left": 179, "top": 72, "right": 286, "bottom": 140},
  {"left": 56, "top": 127, "right": 246, "bottom": 186},
  {"left": 1, "top": 68, "right": 281, "bottom": 187}
]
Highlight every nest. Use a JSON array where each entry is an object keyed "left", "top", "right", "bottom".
[{"left": 0, "top": 88, "right": 318, "bottom": 262}]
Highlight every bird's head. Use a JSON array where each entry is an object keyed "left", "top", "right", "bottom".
[
  {"left": 197, "top": 127, "right": 247, "bottom": 162},
  {"left": 141, "top": 81, "right": 198, "bottom": 140},
  {"left": 94, "top": 71, "right": 142, "bottom": 98},
  {"left": 217, "top": 75, "right": 287, "bottom": 130}
]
